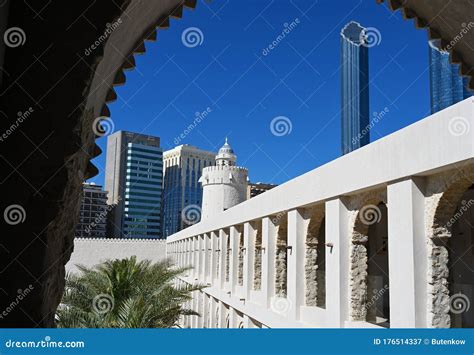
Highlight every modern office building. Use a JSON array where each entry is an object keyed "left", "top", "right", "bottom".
[
  {"left": 429, "top": 39, "right": 473, "bottom": 114},
  {"left": 340, "top": 21, "right": 370, "bottom": 155},
  {"left": 105, "top": 131, "right": 163, "bottom": 239},
  {"left": 75, "top": 183, "right": 108, "bottom": 238},
  {"left": 247, "top": 182, "right": 277, "bottom": 199},
  {"left": 162, "top": 145, "right": 215, "bottom": 237}
]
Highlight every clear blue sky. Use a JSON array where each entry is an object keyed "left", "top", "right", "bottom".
[{"left": 90, "top": 0, "right": 431, "bottom": 186}]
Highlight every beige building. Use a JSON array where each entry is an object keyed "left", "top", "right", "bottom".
[{"left": 162, "top": 145, "right": 215, "bottom": 237}]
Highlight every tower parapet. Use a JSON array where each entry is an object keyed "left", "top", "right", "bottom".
[{"left": 200, "top": 139, "right": 248, "bottom": 221}]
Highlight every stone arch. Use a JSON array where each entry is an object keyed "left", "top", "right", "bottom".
[
  {"left": 274, "top": 212, "right": 288, "bottom": 297},
  {"left": 303, "top": 206, "right": 325, "bottom": 307},
  {"left": 253, "top": 221, "right": 263, "bottom": 290},
  {"left": 0, "top": 0, "right": 198, "bottom": 327},
  {"left": 347, "top": 189, "right": 388, "bottom": 324},
  {"left": 238, "top": 321, "right": 244, "bottom": 328},
  {"left": 425, "top": 166, "right": 474, "bottom": 327}
]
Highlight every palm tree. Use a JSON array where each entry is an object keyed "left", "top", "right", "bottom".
[{"left": 56, "top": 256, "right": 202, "bottom": 328}]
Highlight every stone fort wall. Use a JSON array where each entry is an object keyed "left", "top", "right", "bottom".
[{"left": 66, "top": 238, "right": 167, "bottom": 273}]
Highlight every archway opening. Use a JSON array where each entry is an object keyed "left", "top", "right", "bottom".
[
  {"left": 238, "top": 226, "right": 244, "bottom": 286},
  {"left": 366, "top": 203, "right": 389, "bottom": 327},
  {"left": 274, "top": 214, "right": 288, "bottom": 297},
  {"left": 448, "top": 185, "right": 474, "bottom": 328},
  {"left": 350, "top": 200, "right": 389, "bottom": 327},
  {"left": 316, "top": 218, "right": 326, "bottom": 308},
  {"left": 253, "top": 221, "right": 263, "bottom": 291},
  {"left": 305, "top": 208, "right": 325, "bottom": 308}
]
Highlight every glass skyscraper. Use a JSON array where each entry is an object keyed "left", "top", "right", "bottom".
[
  {"left": 429, "top": 39, "right": 473, "bottom": 114},
  {"left": 162, "top": 145, "right": 215, "bottom": 237},
  {"left": 340, "top": 21, "right": 370, "bottom": 155},
  {"left": 105, "top": 131, "right": 163, "bottom": 239}
]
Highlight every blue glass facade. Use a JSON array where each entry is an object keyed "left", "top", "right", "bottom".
[
  {"left": 105, "top": 131, "right": 163, "bottom": 239},
  {"left": 162, "top": 146, "right": 215, "bottom": 238},
  {"left": 429, "top": 40, "right": 473, "bottom": 114},
  {"left": 123, "top": 143, "right": 163, "bottom": 238},
  {"left": 340, "top": 21, "right": 370, "bottom": 155}
]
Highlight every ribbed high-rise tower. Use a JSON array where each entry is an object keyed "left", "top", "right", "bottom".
[
  {"left": 340, "top": 21, "right": 370, "bottom": 155},
  {"left": 199, "top": 139, "right": 248, "bottom": 221}
]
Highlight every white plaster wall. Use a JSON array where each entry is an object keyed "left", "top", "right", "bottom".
[
  {"left": 201, "top": 166, "right": 248, "bottom": 220},
  {"left": 66, "top": 238, "right": 167, "bottom": 273},
  {"left": 167, "top": 99, "right": 474, "bottom": 329},
  {"left": 169, "top": 98, "right": 474, "bottom": 242}
]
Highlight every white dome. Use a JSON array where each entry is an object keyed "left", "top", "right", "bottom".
[{"left": 216, "top": 138, "right": 236, "bottom": 166}]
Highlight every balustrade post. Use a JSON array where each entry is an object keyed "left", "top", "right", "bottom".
[
  {"left": 229, "top": 226, "right": 239, "bottom": 293},
  {"left": 325, "top": 198, "right": 350, "bottom": 327},
  {"left": 262, "top": 217, "right": 277, "bottom": 308},
  {"left": 387, "top": 178, "right": 426, "bottom": 327},
  {"left": 219, "top": 229, "right": 228, "bottom": 288},
  {"left": 243, "top": 222, "right": 255, "bottom": 300},
  {"left": 210, "top": 231, "right": 218, "bottom": 282},
  {"left": 287, "top": 209, "right": 306, "bottom": 321}
]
